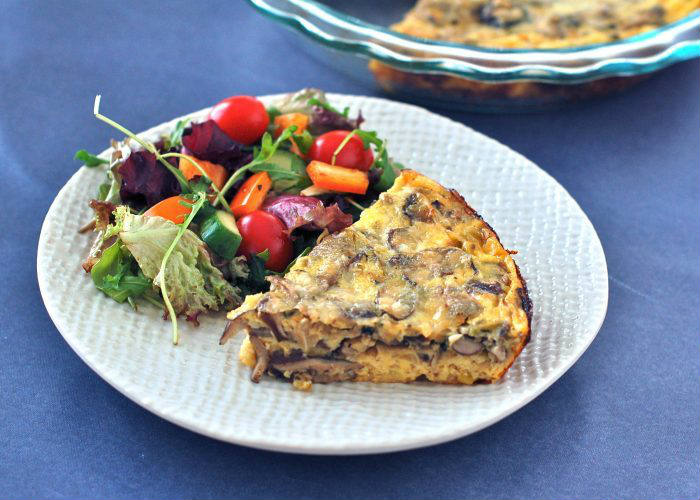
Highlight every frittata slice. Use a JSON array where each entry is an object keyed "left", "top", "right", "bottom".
[{"left": 220, "top": 170, "right": 532, "bottom": 390}]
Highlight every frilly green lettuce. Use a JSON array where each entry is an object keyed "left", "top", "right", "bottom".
[
  {"left": 273, "top": 88, "right": 326, "bottom": 115},
  {"left": 111, "top": 206, "right": 242, "bottom": 319}
]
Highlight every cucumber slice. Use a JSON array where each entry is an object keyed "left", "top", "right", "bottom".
[
  {"left": 200, "top": 210, "right": 242, "bottom": 260},
  {"left": 266, "top": 150, "right": 310, "bottom": 192},
  {"left": 268, "top": 150, "right": 304, "bottom": 170}
]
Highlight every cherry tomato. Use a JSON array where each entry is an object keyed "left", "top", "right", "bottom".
[
  {"left": 236, "top": 211, "right": 293, "bottom": 272},
  {"left": 308, "top": 130, "right": 374, "bottom": 171},
  {"left": 209, "top": 95, "right": 269, "bottom": 145}
]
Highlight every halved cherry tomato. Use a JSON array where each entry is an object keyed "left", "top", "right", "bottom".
[
  {"left": 237, "top": 211, "right": 293, "bottom": 272},
  {"left": 178, "top": 155, "right": 228, "bottom": 191},
  {"left": 144, "top": 195, "right": 192, "bottom": 224},
  {"left": 306, "top": 161, "right": 369, "bottom": 195},
  {"left": 209, "top": 95, "right": 269, "bottom": 145},
  {"left": 308, "top": 130, "right": 373, "bottom": 171},
  {"left": 230, "top": 172, "right": 272, "bottom": 217},
  {"left": 274, "top": 113, "right": 309, "bottom": 137}
]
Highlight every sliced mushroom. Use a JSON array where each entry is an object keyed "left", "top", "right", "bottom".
[
  {"left": 391, "top": 247, "right": 469, "bottom": 283},
  {"left": 451, "top": 336, "right": 483, "bottom": 355},
  {"left": 419, "top": 247, "right": 467, "bottom": 276},
  {"left": 345, "top": 302, "right": 381, "bottom": 320},
  {"left": 260, "top": 312, "right": 285, "bottom": 341},
  {"left": 376, "top": 286, "right": 417, "bottom": 320},
  {"left": 220, "top": 316, "right": 249, "bottom": 345},
  {"left": 269, "top": 349, "right": 304, "bottom": 364},
  {"left": 249, "top": 335, "right": 270, "bottom": 383},
  {"left": 499, "top": 324, "right": 511, "bottom": 337},
  {"left": 402, "top": 192, "right": 433, "bottom": 222},
  {"left": 388, "top": 252, "right": 432, "bottom": 283},
  {"left": 473, "top": 261, "right": 508, "bottom": 285},
  {"left": 387, "top": 227, "right": 415, "bottom": 252},
  {"left": 469, "top": 281, "right": 503, "bottom": 295},
  {"left": 443, "top": 287, "right": 482, "bottom": 318},
  {"left": 271, "top": 358, "right": 361, "bottom": 383}
]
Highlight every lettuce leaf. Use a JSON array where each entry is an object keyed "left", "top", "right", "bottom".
[
  {"left": 262, "top": 195, "right": 352, "bottom": 233},
  {"left": 111, "top": 207, "right": 242, "bottom": 319},
  {"left": 74, "top": 149, "right": 109, "bottom": 167},
  {"left": 271, "top": 88, "right": 363, "bottom": 135},
  {"left": 118, "top": 150, "right": 182, "bottom": 209},
  {"left": 88, "top": 199, "right": 117, "bottom": 231},
  {"left": 90, "top": 241, "right": 153, "bottom": 304},
  {"left": 181, "top": 120, "right": 251, "bottom": 172},
  {"left": 273, "top": 88, "right": 326, "bottom": 115},
  {"left": 308, "top": 107, "right": 363, "bottom": 135}
]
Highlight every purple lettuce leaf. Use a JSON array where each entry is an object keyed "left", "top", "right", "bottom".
[
  {"left": 181, "top": 120, "right": 249, "bottom": 172},
  {"left": 308, "top": 107, "right": 364, "bottom": 135},
  {"left": 262, "top": 195, "right": 352, "bottom": 234},
  {"left": 118, "top": 151, "right": 181, "bottom": 209}
]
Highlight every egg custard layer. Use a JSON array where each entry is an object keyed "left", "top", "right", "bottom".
[{"left": 221, "top": 171, "right": 532, "bottom": 390}]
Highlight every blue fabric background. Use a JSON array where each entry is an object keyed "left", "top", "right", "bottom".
[{"left": 1, "top": 2, "right": 698, "bottom": 499}]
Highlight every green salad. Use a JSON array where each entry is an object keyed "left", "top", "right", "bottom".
[{"left": 78, "top": 89, "right": 402, "bottom": 344}]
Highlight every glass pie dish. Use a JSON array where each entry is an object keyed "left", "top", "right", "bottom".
[{"left": 247, "top": 0, "right": 700, "bottom": 111}]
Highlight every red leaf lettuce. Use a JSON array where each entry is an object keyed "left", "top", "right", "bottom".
[
  {"left": 309, "top": 107, "right": 364, "bottom": 135},
  {"left": 181, "top": 120, "right": 251, "bottom": 171},
  {"left": 118, "top": 151, "right": 181, "bottom": 209},
  {"left": 262, "top": 195, "right": 352, "bottom": 234}
]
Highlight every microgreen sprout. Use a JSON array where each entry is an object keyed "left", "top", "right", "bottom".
[
  {"left": 157, "top": 193, "right": 207, "bottom": 345},
  {"left": 331, "top": 129, "right": 358, "bottom": 166},
  {"left": 91, "top": 95, "right": 233, "bottom": 344},
  {"left": 344, "top": 196, "right": 367, "bottom": 211},
  {"left": 93, "top": 95, "right": 191, "bottom": 194}
]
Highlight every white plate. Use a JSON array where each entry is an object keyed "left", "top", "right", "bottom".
[{"left": 38, "top": 94, "right": 608, "bottom": 455}]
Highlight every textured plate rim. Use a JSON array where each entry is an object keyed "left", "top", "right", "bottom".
[{"left": 37, "top": 93, "right": 609, "bottom": 455}]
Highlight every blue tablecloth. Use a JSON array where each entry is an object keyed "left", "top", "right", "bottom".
[{"left": 2, "top": 2, "right": 698, "bottom": 498}]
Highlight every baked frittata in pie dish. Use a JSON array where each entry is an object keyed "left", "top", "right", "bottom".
[
  {"left": 387, "top": 0, "right": 698, "bottom": 49},
  {"left": 221, "top": 170, "right": 532, "bottom": 390},
  {"left": 367, "top": 0, "right": 699, "bottom": 105}
]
